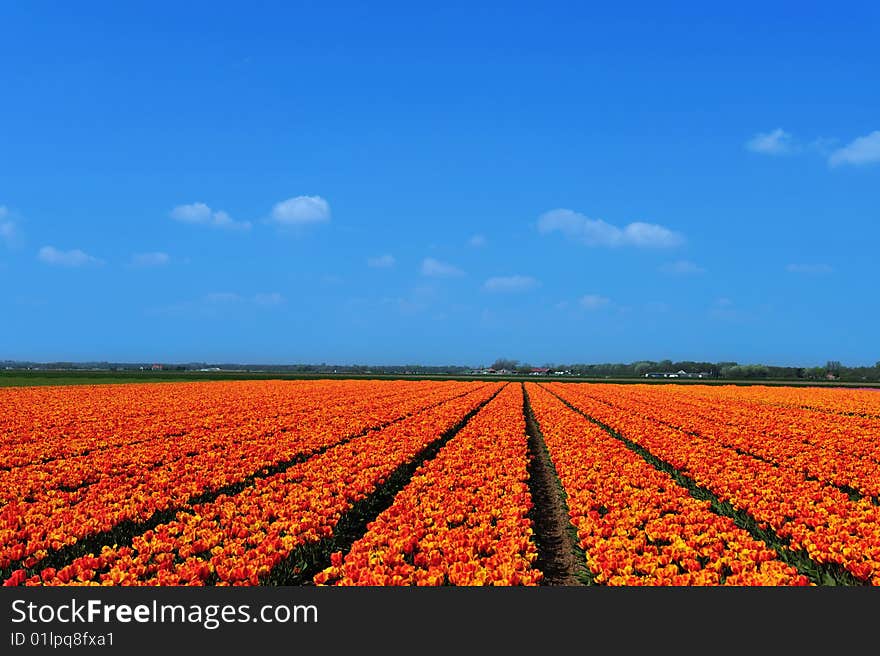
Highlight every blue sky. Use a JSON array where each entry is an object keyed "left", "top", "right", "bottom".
[{"left": 2, "top": 2, "right": 878, "bottom": 366}]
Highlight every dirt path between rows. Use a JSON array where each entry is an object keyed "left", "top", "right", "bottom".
[{"left": 522, "top": 384, "right": 585, "bottom": 585}]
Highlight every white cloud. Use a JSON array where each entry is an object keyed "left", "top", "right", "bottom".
[
  {"left": 421, "top": 257, "right": 463, "bottom": 278},
  {"left": 661, "top": 260, "right": 705, "bottom": 275},
  {"left": 38, "top": 246, "right": 102, "bottom": 267},
  {"left": 254, "top": 292, "right": 285, "bottom": 306},
  {"left": 270, "top": 195, "right": 331, "bottom": 226},
  {"left": 367, "top": 254, "right": 396, "bottom": 268},
  {"left": 829, "top": 131, "right": 880, "bottom": 167},
  {"left": 741, "top": 129, "right": 880, "bottom": 165},
  {"left": 537, "top": 209, "right": 683, "bottom": 248},
  {"left": 171, "top": 202, "right": 212, "bottom": 223},
  {"left": 580, "top": 294, "right": 610, "bottom": 310},
  {"left": 483, "top": 275, "right": 539, "bottom": 293},
  {"left": 746, "top": 128, "right": 795, "bottom": 155},
  {"left": 468, "top": 234, "right": 487, "bottom": 248},
  {"left": 170, "top": 203, "right": 251, "bottom": 230},
  {"left": 131, "top": 252, "right": 170, "bottom": 267},
  {"left": 786, "top": 263, "right": 833, "bottom": 274},
  {"left": 623, "top": 222, "right": 683, "bottom": 247}
]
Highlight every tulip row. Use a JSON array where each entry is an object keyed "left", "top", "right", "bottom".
[
  {"left": 581, "top": 385, "right": 880, "bottom": 498},
  {"left": 315, "top": 383, "right": 541, "bottom": 586},
  {"left": 0, "top": 381, "right": 482, "bottom": 575},
  {"left": 643, "top": 384, "right": 880, "bottom": 463},
  {"left": 673, "top": 384, "right": 880, "bottom": 418},
  {"left": 526, "top": 384, "right": 808, "bottom": 585},
  {"left": 545, "top": 383, "right": 880, "bottom": 583},
  {"left": 0, "top": 380, "right": 321, "bottom": 466},
  {"left": 708, "top": 392, "right": 877, "bottom": 462},
  {"left": 0, "top": 379, "right": 461, "bottom": 502},
  {"left": 15, "top": 382, "right": 504, "bottom": 586},
  {"left": 0, "top": 379, "right": 422, "bottom": 470}
]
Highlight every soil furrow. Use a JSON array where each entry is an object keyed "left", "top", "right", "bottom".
[
  {"left": 521, "top": 384, "right": 590, "bottom": 585},
  {"left": 264, "top": 384, "right": 506, "bottom": 585},
  {"left": 541, "top": 384, "right": 864, "bottom": 586}
]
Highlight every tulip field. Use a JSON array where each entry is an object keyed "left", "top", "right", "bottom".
[{"left": 2, "top": 378, "right": 879, "bottom": 586}]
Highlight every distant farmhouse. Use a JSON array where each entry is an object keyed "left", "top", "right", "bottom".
[{"left": 645, "top": 370, "right": 710, "bottom": 379}]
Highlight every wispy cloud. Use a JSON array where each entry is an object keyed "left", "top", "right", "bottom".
[
  {"left": 131, "top": 252, "right": 170, "bottom": 267},
  {"left": 0, "top": 222, "right": 16, "bottom": 246},
  {"left": 367, "top": 254, "right": 396, "bottom": 268},
  {"left": 745, "top": 128, "right": 795, "bottom": 155},
  {"left": 786, "top": 263, "right": 833, "bottom": 274},
  {"left": 204, "top": 292, "right": 242, "bottom": 304},
  {"left": 421, "top": 257, "right": 464, "bottom": 278},
  {"left": 743, "top": 127, "right": 880, "bottom": 166},
  {"left": 1, "top": 206, "right": 22, "bottom": 247},
  {"left": 204, "top": 291, "right": 285, "bottom": 305},
  {"left": 321, "top": 274, "right": 344, "bottom": 286},
  {"left": 170, "top": 203, "right": 251, "bottom": 230},
  {"left": 151, "top": 291, "right": 284, "bottom": 317},
  {"left": 538, "top": 209, "right": 683, "bottom": 248},
  {"left": 0, "top": 221, "right": 12, "bottom": 241},
  {"left": 810, "top": 137, "right": 839, "bottom": 156},
  {"left": 709, "top": 297, "right": 742, "bottom": 322},
  {"left": 661, "top": 260, "right": 705, "bottom": 275},
  {"left": 270, "top": 196, "right": 331, "bottom": 226},
  {"left": 378, "top": 296, "right": 428, "bottom": 316},
  {"left": 483, "top": 275, "right": 539, "bottom": 293},
  {"left": 254, "top": 292, "right": 285, "bottom": 306},
  {"left": 468, "top": 234, "right": 487, "bottom": 248},
  {"left": 580, "top": 294, "right": 610, "bottom": 310},
  {"left": 645, "top": 301, "right": 670, "bottom": 313},
  {"left": 349, "top": 284, "right": 438, "bottom": 317},
  {"left": 38, "top": 246, "right": 102, "bottom": 267},
  {"left": 829, "top": 131, "right": 880, "bottom": 167}
]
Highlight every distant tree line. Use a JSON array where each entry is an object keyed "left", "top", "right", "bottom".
[
  {"left": 4, "top": 359, "right": 880, "bottom": 381},
  {"left": 0, "top": 361, "right": 473, "bottom": 376},
  {"left": 487, "top": 358, "right": 880, "bottom": 381}
]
